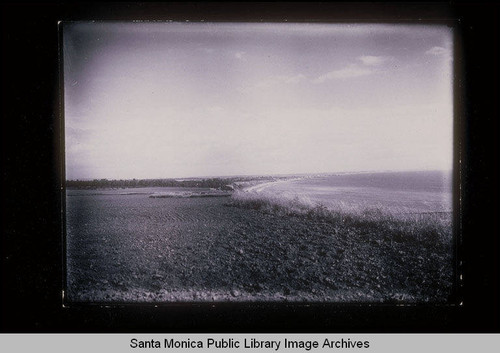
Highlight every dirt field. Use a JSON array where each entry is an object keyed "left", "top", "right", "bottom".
[{"left": 66, "top": 191, "right": 453, "bottom": 303}]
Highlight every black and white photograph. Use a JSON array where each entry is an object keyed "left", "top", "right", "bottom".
[{"left": 63, "top": 22, "right": 455, "bottom": 304}]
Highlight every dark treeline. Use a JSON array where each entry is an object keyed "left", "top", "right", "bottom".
[{"left": 66, "top": 177, "right": 273, "bottom": 190}]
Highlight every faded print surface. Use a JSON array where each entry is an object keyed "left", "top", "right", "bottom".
[{"left": 64, "top": 23, "right": 454, "bottom": 303}]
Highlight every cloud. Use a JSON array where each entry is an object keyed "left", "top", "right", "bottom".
[
  {"left": 206, "top": 105, "right": 224, "bottom": 114},
  {"left": 358, "top": 55, "right": 391, "bottom": 66},
  {"left": 254, "top": 74, "right": 307, "bottom": 88},
  {"left": 425, "top": 46, "right": 449, "bottom": 56},
  {"left": 234, "top": 51, "right": 245, "bottom": 60},
  {"left": 313, "top": 65, "right": 373, "bottom": 83},
  {"left": 282, "top": 74, "right": 307, "bottom": 84},
  {"left": 313, "top": 55, "right": 393, "bottom": 83}
]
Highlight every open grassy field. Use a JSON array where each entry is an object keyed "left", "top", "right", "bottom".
[{"left": 66, "top": 180, "right": 453, "bottom": 303}]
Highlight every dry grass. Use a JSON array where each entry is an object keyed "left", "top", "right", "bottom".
[{"left": 230, "top": 190, "right": 452, "bottom": 250}]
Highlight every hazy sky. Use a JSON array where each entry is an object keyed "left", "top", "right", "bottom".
[{"left": 64, "top": 22, "right": 453, "bottom": 179}]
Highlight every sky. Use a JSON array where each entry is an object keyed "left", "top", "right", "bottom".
[{"left": 63, "top": 22, "right": 453, "bottom": 179}]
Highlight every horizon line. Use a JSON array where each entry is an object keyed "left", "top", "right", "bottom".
[{"left": 66, "top": 168, "right": 453, "bottom": 181}]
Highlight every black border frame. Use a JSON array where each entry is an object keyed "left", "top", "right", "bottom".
[{"left": 2, "top": 1, "right": 499, "bottom": 333}]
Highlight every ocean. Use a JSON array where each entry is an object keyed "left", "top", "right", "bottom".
[{"left": 245, "top": 170, "right": 453, "bottom": 215}]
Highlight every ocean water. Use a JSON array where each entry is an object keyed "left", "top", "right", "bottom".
[{"left": 249, "top": 170, "right": 453, "bottom": 215}]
